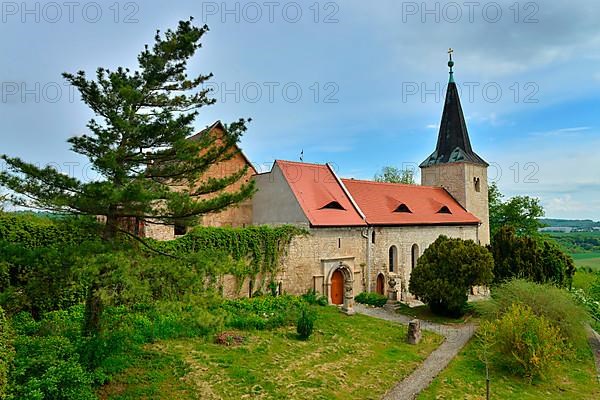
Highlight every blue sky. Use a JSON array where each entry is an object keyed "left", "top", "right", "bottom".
[{"left": 1, "top": 0, "right": 599, "bottom": 219}]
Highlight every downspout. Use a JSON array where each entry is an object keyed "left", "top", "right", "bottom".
[
  {"left": 361, "top": 227, "right": 373, "bottom": 291},
  {"left": 326, "top": 163, "right": 370, "bottom": 292}
]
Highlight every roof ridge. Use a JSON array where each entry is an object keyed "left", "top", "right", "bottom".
[
  {"left": 342, "top": 178, "right": 441, "bottom": 189},
  {"left": 276, "top": 159, "right": 327, "bottom": 167}
]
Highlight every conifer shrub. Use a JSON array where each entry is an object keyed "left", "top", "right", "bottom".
[
  {"left": 296, "top": 305, "right": 316, "bottom": 340},
  {"left": 478, "top": 304, "right": 566, "bottom": 381},
  {"left": 409, "top": 236, "right": 494, "bottom": 316},
  {"left": 489, "top": 226, "right": 575, "bottom": 287}
]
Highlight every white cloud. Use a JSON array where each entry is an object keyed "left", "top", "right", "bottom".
[{"left": 529, "top": 126, "right": 591, "bottom": 137}]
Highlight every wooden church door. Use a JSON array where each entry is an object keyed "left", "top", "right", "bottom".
[
  {"left": 331, "top": 269, "right": 344, "bottom": 305},
  {"left": 376, "top": 274, "right": 385, "bottom": 295}
]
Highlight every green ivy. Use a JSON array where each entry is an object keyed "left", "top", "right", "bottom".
[
  {"left": 151, "top": 225, "right": 306, "bottom": 292},
  {"left": 0, "top": 213, "right": 99, "bottom": 249}
]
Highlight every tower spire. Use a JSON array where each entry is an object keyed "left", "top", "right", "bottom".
[{"left": 420, "top": 50, "right": 488, "bottom": 167}]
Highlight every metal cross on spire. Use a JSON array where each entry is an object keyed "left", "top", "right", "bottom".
[{"left": 447, "top": 48, "right": 455, "bottom": 82}]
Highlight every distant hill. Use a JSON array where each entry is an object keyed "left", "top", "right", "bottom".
[{"left": 539, "top": 218, "right": 600, "bottom": 230}]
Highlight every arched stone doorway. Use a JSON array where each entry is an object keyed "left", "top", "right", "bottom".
[
  {"left": 331, "top": 269, "right": 344, "bottom": 305},
  {"left": 376, "top": 273, "right": 385, "bottom": 295},
  {"left": 326, "top": 264, "right": 355, "bottom": 314}
]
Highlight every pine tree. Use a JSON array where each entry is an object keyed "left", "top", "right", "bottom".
[
  {"left": 0, "top": 19, "right": 255, "bottom": 241},
  {"left": 0, "top": 19, "right": 256, "bottom": 336}
]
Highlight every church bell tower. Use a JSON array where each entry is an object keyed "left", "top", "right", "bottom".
[{"left": 420, "top": 50, "right": 490, "bottom": 245}]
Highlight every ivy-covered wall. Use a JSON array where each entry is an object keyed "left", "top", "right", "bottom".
[
  {"left": 152, "top": 225, "right": 306, "bottom": 293},
  {"left": 0, "top": 213, "right": 99, "bottom": 248}
]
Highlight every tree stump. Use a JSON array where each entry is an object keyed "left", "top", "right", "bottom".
[{"left": 407, "top": 319, "right": 422, "bottom": 344}]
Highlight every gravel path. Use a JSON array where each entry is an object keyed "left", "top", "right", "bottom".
[{"left": 354, "top": 304, "right": 477, "bottom": 400}]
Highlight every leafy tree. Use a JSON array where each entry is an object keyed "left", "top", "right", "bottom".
[
  {"left": 409, "top": 236, "right": 494, "bottom": 316},
  {"left": 0, "top": 20, "right": 256, "bottom": 335},
  {"left": 0, "top": 192, "right": 7, "bottom": 212},
  {"left": 489, "top": 226, "right": 575, "bottom": 287},
  {"left": 0, "top": 19, "right": 254, "bottom": 242},
  {"left": 0, "top": 306, "right": 14, "bottom": 399},
  {"left": 488, "top": 182, "right": 544, "bottom": 237},
  {"left": 374, "top": 166, "right": 415, "bottom": 184}
]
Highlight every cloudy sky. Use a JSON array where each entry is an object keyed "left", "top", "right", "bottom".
[{"left": 1, "top": 0, "right": 599, "bottom": 219}]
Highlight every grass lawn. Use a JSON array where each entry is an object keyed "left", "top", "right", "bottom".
[
  {"left": 417, "top": 337, "right": 600, "bottom": 400},
  {"left": 99, "top": 306, "right": 443, "bottom": 400}
]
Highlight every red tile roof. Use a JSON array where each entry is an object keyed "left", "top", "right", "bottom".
[
  {"left": 341, "top": 179, "right": 480, "bottom": 226},
  {"left": 276, "top": 160, "right": 366, "bottom": 227}
]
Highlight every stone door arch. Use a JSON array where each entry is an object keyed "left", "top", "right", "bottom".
[{"left": 326, "top": 264, "right": 355, "bottom": 314}]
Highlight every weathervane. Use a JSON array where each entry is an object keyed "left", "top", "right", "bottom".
[{"left": 447, "top": 48, "right": 455, "bottom": 82}]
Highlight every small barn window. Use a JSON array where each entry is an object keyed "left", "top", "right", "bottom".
[
  {"left": 174, "top": 223, "right": 187, "bottom": 236},
  {"left": 249, "top": 280, "right": 254, "bottom": 298},
  {"left": 437, "top": 206, "right": 452, "bottom": 214},
  {"left": 321, "top": 201, "right": 345, "bottom": 210},
  {"left": 388, "top": 246, "right": 398, "bottom": 273},
  {"left": 371, "top": 231, "right": 376, "bottom": 244},
  {"left": 474, "top": 177, "right": 481, "bottom": 193},
  {"left": 338, "top": 238, "right": 341, "bottom": 248},
  {"left": 394, "top": 203, "right": 412, "bottom": 213}
]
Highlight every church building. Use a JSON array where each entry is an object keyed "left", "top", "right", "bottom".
[{"left": 148, "top": 56, "right": 490, "bottom": 309}]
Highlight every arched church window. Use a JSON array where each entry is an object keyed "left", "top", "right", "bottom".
[
  {"left": 474, "top": 177, "right": 481, "bottom": 193},
  {"left": 388, "top": 246, "right": 398, "bottom": 273},
  {"left": 411, "top": 244, "right": 419, "bottom": 270}
]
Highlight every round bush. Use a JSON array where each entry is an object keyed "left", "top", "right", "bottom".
[{"left": 409, "top": 236, "right": 494, "bottom": 316}]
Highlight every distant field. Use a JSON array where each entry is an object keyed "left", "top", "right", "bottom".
[{"left": 572, "top": 252, "right": 600, "bottom": 271}]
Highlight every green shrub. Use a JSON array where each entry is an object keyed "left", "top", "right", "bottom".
[
  {"left": 222, "top": 295, "right": 303, "bottom": 330},
  {"left": 296, "top": 306, "right": 316, "bottom": 340},
  {"left": 302, "top": 289, "right": 328, "bottom": 306},
  {"left": 409, "top": 236, "right": 494, "bottom": 316},
  {"left": 355, "top": 292, "right": 388, "bottom": 307},
  {"left": 479, "top": 304, "right": 566, "bottom": 381},
  {"left": 477, "top": 279, "right": 588, "bottom": 350},
  {"left": 0, "top": 306, "right": 14, "bottom": 399},
  {"left": 9, "top": 310, "right": 96, "bottom": 400},
  {"left": 571, "top": 288, "right": 600, "bottom": 332}
]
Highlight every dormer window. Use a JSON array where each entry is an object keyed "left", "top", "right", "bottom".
[
  {"left": 394, "top": 203, "right": 412, "bottom": 213},
  {"left": 321, "top": 201, "right": 345, "bottom": 210},
  {"left": 437, "top": 206, "right": 452, "bottom": 214}
]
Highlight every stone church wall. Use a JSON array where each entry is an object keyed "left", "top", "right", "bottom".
[{"left": 368, "top": 225, "right": 479, "bottom": 299}]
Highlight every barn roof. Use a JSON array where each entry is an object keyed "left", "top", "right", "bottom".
[{"left": 188, "top": 120, "right": 257, "bottom": 174}]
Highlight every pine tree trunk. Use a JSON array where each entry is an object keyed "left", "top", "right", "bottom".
[
  {"left": 85, "top": 209, "right": 118, "bottom": 336},
  {"left": 103, "top": 213, "right": 119, "bottom": 241},
  {"left": 83, "top": 286, "right": 103, "bottom": 336}
]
